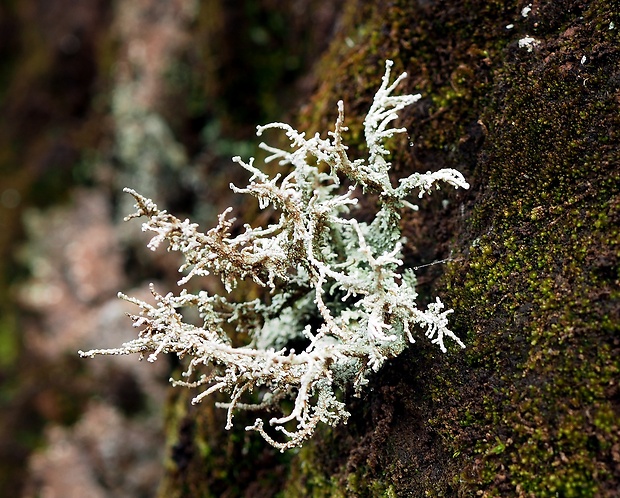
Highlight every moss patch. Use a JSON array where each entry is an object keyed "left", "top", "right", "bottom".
[
  {"left": 440, "top": 2, "right": 620, "bottom": 494},
  {"left": 284, "top": 0, "right": 620, "bottom": 496}
]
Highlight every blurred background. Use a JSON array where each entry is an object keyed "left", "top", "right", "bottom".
[{"left": 0, "top": 1, "right": 343, "bottom": 495}]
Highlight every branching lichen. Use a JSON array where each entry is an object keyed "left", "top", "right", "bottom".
[{"left": 79, "top": 60, "right": 469, "bottom": 451}]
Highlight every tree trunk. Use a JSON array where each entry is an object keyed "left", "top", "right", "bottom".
[{"left": 160, "top": 1, "right": 619, "bottom": 496}]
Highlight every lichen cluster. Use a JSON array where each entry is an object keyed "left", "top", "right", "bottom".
[{"left": 80, "top": 60, "right": 468, "bottom": 451}]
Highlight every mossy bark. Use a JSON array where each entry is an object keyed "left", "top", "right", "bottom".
[{"left": 159, "top": 0, "right": 619, "bottom": 496}]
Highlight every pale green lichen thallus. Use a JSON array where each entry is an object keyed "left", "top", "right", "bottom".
[{"left": 79, "top": 60, "right": 469, "bottom": 451}]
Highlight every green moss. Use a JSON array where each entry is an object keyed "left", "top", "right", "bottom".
[
  {"left": 0, "top": 315, "right": 19, "bottom": 370},
  {"left": 438, "top": 4, "right": 620, "bottom": 493}
]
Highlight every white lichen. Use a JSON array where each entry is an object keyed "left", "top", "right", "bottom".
[
  {"left": 521, "top": 4, "right": 532, "bottom": 17},
  {"left": 79, "top": 60, "right": 469, "bottom": 451},
  {"left": 518, "top": 36, "right": 540, "bottom": 52}
]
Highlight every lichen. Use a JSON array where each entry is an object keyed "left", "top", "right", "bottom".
[{"left": 80, "top": 60, "right": 468, "bottom": 452}]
